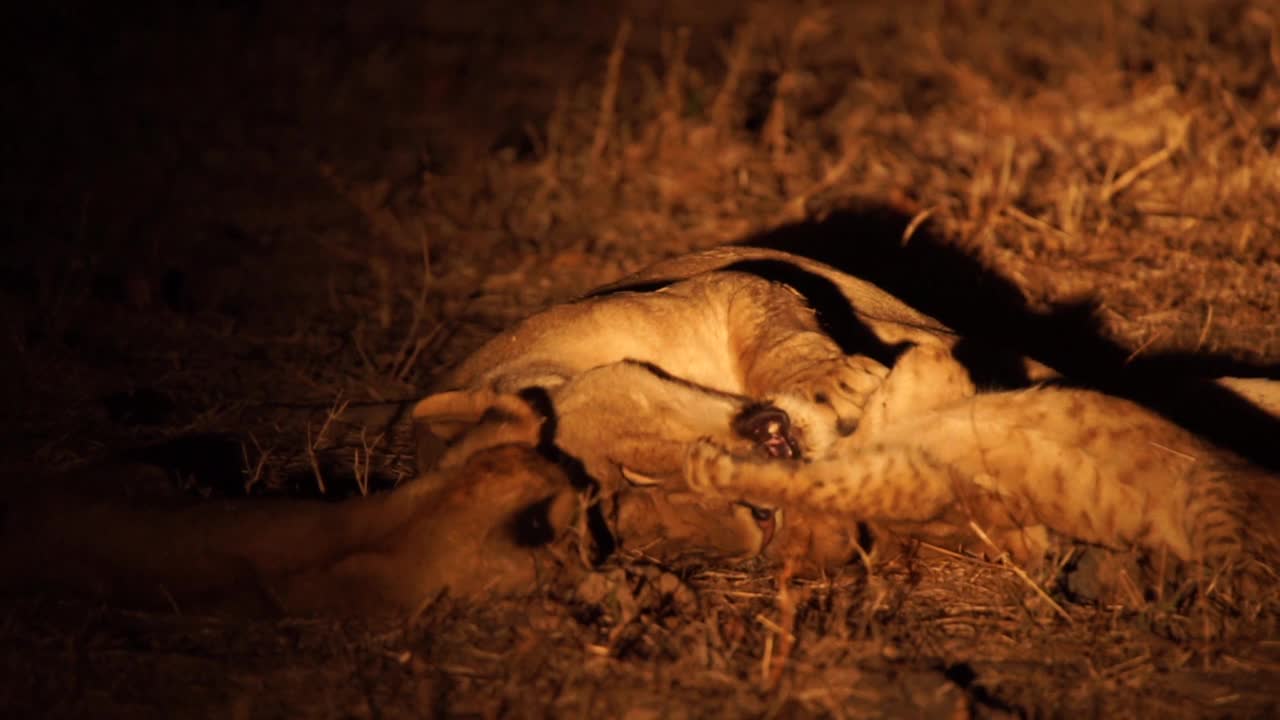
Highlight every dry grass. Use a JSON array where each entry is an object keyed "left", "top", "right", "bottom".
[{"left": 3, "top": 0, "right": 1280, "bottom": 717}]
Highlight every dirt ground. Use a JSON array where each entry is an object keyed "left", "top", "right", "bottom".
[{"left": 4, "top": 0, "right": 1280, "bottom": 717}]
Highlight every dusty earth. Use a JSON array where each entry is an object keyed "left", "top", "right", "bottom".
[{"left": 4, "top": 0, "right": 1280, "bottom": 717}]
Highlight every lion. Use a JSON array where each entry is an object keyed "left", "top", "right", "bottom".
[
  {"left": 415, "top": 359, "right": 864, "bottom": 573},
  {"left": 414, "top": 246, "right": 1279, "bottom": 579},
  {"left": 8, "top": 247, "right": 1276, "bottom": 614},
  {"left": 432, "top": 247, "right": 1061, "bottom": 443},
  {"left": 412, "top": 343, "right": 1280, "bottom": 603},
  {"left": 413, "top": 246, "right": 1059, "bottom": 572},
  {"left": 0, "top": 389, "right": 777, "bottom": 617},
  {"left": 0, "top": 409, "right": 568, "bottom": 616},
  {"left": 9, "top": 247, "right": 939, "bottom": 617},
  {"left": 683, "top": 344, "right": 1280, "bottom": 600},
  {"left": 1, "top": 247, "right": 944, "bottom": 616}
]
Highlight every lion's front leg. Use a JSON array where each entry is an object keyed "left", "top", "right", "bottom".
[{"left": 683, "top": 438, "right": 958, "bottom": 524}]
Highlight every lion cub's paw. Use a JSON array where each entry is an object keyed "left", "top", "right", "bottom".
[
  {"left": 684, "top": 438, "right": 736, "bottom": 497},
  {"left": 854, "top": 345, "right": 975, "bottom": 441},
  {"left": 777, "top": 354, "right": 889, "bottom": 439}
]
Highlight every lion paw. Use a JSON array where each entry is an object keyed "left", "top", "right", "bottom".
[
  {"left": 777, "top": 354, "right": 889, "bottom": 436},
  {"left": 684, "top": 438, "right": 735, "bottom": 497}
]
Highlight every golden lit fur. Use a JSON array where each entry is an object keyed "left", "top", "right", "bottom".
[
  {"left": 0, "top": 394, "right": 777, "bottom": 617},
  {"left": 413, "top": 247, "right": 998, "bottom": 570},
  {"left": 1, "top": 442, "right": 574, "bottom": 616},
  {"left": 10, "top": 248, "right": 1276, "bottom": 614},
  {"left": 685, "top": 346, "right": 1280, "bottom": 596},
  {"left": 415, "top": 248, "right": 1279, "bottom": 582}
]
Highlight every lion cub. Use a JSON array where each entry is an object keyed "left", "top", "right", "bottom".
[{"left": 686, "top": 345, "right": 1279, "bottom": 596}]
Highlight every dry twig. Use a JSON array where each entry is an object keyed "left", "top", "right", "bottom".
[{"left": 590, "top": 19, "right": 632, "bottom": 168}]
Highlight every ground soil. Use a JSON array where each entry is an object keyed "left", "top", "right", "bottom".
[{"left": 4, "top": 1, "right": 1280, "bottom": 717}]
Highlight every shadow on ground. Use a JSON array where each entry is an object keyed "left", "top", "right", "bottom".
[{"left": 738, "top": 203, "right": 1280, "bottom": 472}]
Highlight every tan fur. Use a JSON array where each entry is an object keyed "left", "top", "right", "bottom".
[
  {"left": 1, "top": 444, "right": 576, "bottom": 616},
  {"left": 686, "top": 346, "right": 1280, "bottom": 594},
  {"left": 438, "top": 269, "right": 901, "bottom": 440},
  {"left": 11, "top": 247, "right": 928, "bottom": 616},
  {"left": 411, "top": 247, "right": 988, "bottom": 571},
  {"left": 15, "top": 247, "right": 1274, "bottom": 614},
  {"left": 414, "top": 359, "right": 836, "bottom": 568},
  {"left": 0, "top": 389, "right": 771, "bottom": 617},
  {"left": 410, "top": 248, "right": 1279, "bottom": 592}
]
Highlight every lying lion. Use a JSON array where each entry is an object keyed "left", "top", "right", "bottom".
[
  {"left": 415, "top": 246, "right": 1280, "bottom": 600},
  {"left": 684, "top": 345, "right": 1280, "bottom": 601},
  {"left": 5, "top": 246, "right": 1277, "bottom": 614},
  {"left": 0, "top": 390, "right": 788, "bottom": 617},
  {"left": 3, "top": 246, "right": 949, "bottom": 616}
]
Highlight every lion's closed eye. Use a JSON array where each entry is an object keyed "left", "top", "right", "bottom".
[{"left": 735, "top": 500, "right": 778, "bottom": 549}]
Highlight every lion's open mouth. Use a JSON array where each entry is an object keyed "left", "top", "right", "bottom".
[{"left": 732, "top": 404, "right": 802, "bottom": 459}]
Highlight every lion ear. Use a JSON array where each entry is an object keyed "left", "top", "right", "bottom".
[
  {"left": 413, "top": 390, "right": 497, "bottom": 470},
  {"left": 412, "top": 389, "right": 499, "bottom": 441},
  {"left": 412, "top": 389, "right": 546, "bottom": 471}
]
